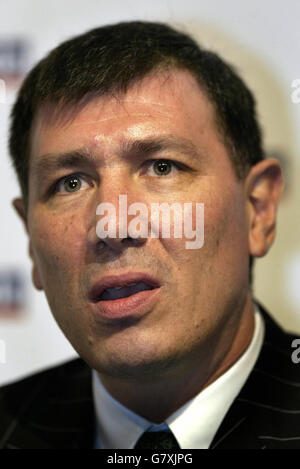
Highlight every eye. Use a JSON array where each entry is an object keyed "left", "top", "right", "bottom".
[
  {"left": 54, "top": 174, "right": 91, "bottom": 194},
  {"left": 146, "top": 159, "right": 180, "bottom": 176}
]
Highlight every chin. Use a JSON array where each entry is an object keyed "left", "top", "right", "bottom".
[{"left": 89, "top": 346, "right": 179, "bottom": 381}]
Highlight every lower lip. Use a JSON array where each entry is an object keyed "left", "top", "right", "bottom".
[{"left": 91, "top": 288, "right": 161, "bottom": 322}]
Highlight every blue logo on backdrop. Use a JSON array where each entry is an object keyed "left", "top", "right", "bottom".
[
  {"left": 0, "top": 270, "right": 26, "bottom": 316},
  {"left": 0, "top": 38, "right": 30, "bottom": 89}
]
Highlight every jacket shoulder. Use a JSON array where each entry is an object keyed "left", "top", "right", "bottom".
[
  {"left": 0, "top": 357, "right": 88, "bottom": 400},
  {"left": 0, "top": 358, "right": 93, "bottom": 449}
]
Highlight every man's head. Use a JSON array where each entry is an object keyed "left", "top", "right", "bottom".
[{"left": 10, "top": 22, "right": 283, "bottom": 397}]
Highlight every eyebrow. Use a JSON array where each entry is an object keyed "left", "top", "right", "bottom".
[
  {"left": 31, "top": 149, "right": 95, "bottom": 180},
  {"left": 122, "top": 136, "right": 202, "bottom": 162},
  {"left": 31, "top": 135, "right": 203, "bottom": 180}
]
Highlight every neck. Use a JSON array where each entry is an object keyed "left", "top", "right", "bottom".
[{"left": 98, "top": 293, "right": 255, "bottom": 423}]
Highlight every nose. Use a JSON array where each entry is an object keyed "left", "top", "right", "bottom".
[{"left": 88, "top": 170, "right": 148, "bottom": 252}]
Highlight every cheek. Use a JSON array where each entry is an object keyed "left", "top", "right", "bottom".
[
  {"left": 30, "top": 211, "right": 86, "bottom": 285},
  {"left": 161, "top": 185, "right": 249, "bottom": 281},
  {"left": 203, "top": 186, "right": 249, "bottom": 282}
]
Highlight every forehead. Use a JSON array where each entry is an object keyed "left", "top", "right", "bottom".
[{"left": 30, "top": 69, "right": 221, "bottom": 162}]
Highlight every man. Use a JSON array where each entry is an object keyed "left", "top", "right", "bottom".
[{"left": 0, "top": 21, "right": 299, "bottom": 449}]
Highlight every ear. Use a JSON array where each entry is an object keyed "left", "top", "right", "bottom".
[
  {"left": 13, "top": 198, "right": 44, "bottom": 291},
  {"left": 246, "top": 158, "right": 284, "bottom": 258}
]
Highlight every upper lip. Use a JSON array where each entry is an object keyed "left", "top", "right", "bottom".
[{"left": 89, "top": 271, "right": 161, "bottom": 301}]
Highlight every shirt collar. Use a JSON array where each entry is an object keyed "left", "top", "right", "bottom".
[{"left": 92, "top": 309, "right": 264, "bottom": 449}]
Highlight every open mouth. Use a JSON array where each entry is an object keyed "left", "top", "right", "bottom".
[
  {"left": 95, "top": 282, "right": 155, "bottom": 301},
  {"left": 89, "top": 273, "right": 161, "bottom": 319}
]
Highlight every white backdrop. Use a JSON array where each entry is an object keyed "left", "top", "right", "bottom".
[{"left": 0, "top": 0, "right": 299, "bottom": 385}]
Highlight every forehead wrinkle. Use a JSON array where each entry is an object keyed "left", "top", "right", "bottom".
[
  {"left": 37, "top": 98, "right": 177, "bottom": 131},
  {"left": 57, "top": 106, "right": 175, "bottom": 128}
]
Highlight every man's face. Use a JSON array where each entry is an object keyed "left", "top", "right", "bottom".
[{"left": 25, "top": 69, "right": 251, "bottom": 380}]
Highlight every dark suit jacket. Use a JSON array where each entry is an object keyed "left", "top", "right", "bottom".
[{"left": 1, "top": 302, "right": 300, "bottom": 449}]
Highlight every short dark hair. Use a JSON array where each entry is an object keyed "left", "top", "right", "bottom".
[{"left": 9, "top": 21, "right": 263, "bottom": 282}]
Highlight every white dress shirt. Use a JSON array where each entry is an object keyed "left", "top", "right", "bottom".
[{"left": 92, "top": 309, "right": 264, "bottom": 449}]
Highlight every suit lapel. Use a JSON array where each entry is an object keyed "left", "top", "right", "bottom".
[{"left": 210, "top": 302, "right": 300, "bottom": 449}]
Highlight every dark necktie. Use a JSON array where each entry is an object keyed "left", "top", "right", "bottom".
[{"left": 134, "top": 431, "right": 180, "bottom": 449}]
